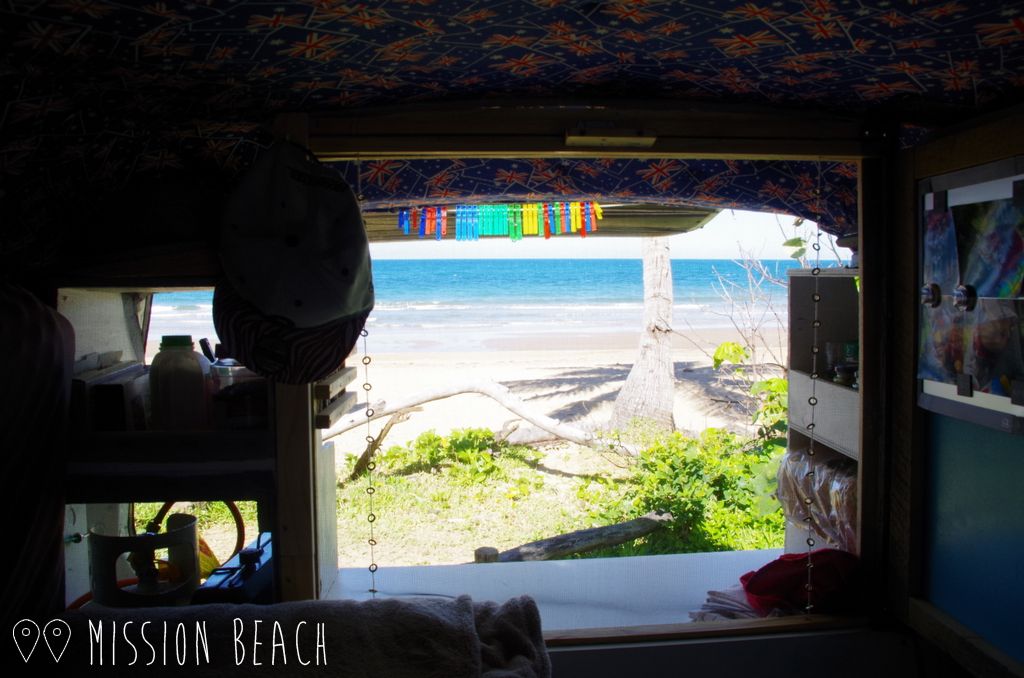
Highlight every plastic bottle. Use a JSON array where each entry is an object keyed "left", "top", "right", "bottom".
[{"left": 149, "top": 335, "right": 211, "bottom": 430}]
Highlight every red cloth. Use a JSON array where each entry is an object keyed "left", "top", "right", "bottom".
[{"left": 740, "top": 549, "right": 861, "bottom": 615}]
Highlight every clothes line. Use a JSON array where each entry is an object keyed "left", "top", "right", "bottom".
[{"left": 397, "top": 202, "right": 603, "bottom": 241}]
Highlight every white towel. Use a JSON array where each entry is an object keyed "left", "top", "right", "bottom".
[{"left": 60, "top": 595, "right": 550, "bottom": 677}]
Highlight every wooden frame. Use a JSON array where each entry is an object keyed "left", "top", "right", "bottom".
[
  {"left": 885, "top": 110, "right": 1024, "bottom": 676},
  {"left": 309, "top": 99, "right": 879, "bottom": 161},
  {"left": 303, "top": 108, "right": 892, "bottom": 636},
  {"left": 858, "top": 148, "right": 898, "bottom": 625},
  {"left": 545, "top": 614, "right": 866, "bottom": 647},
  {"left": 272, "top": 114, "right": 342, "bottom": 601}
]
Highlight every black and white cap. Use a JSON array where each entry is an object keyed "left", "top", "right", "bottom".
[{"left": 214, "top": 142, "right": 374, "bottom": 384}]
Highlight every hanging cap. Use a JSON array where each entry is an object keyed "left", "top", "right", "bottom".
[
  {"left": 215, "top": 141, "right": 373, "bottom": 383},
  {"left": 213, "top": 280, "right": 368, "bottom": 384},
  {"left": 220, "top": 141, "right": 374, "bottom": 329}
]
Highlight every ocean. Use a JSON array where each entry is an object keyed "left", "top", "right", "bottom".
[{"left": 149, "top": 259, "right": 804, "bottom": 354}]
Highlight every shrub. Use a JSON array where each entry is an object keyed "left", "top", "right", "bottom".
[
  {"left": 630, "top": 428, "right": 785, "bottom": 552},
  {"left": 381, "top": 428, "right": 539, "bottom": 484},
  {"left": 579, "top": 424, "right": 786, "bottom": 556}
]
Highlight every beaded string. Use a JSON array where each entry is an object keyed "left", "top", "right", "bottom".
[
  {"left": 803, "top": 161, "right": 826, "bottom": 613},
  {"left": 359, "top": 328, "right": 378, "bottom": 596}
]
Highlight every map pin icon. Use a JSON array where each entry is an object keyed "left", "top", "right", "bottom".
[
  {"left": 12, "top": 619, "right": 39, "bottom": 663},
  {"left": 43, "top": 620, "right": 71, "bottom": 663}
]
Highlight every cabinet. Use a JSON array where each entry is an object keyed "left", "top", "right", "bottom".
[
  {"left": 783, "top": 267, "right": 860, "bottom": 553},
  {"left": 59, "top": 287, "right": 345, "bottom": 603}
]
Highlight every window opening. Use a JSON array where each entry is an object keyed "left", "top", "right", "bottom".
[
  {"left": 126, "top": 155, "right": 860, "bottom": 634},
  {"left": 321, "top": 192, "right": 856, "bottom": 630}
]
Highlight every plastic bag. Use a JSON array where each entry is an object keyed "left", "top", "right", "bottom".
[{"left": 777, "top": 447, "right": 857, "bottom": 552}]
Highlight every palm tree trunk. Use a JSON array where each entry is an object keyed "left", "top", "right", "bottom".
[{"left": 610, "top": 237, "right": 676, "bottom": 434}]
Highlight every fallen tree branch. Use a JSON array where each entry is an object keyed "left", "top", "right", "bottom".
[
  {"left": 476, "top": 512, "right": 673, "bottom": 562},
  {"left": 343, "top": 409, "right": 415, "bottom": 484},
  {"left": 321, "top": 379, "right": 636, "bottom": 453}
]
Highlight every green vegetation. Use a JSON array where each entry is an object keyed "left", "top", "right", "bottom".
[
  {"left": 335, "top": 428, "right": 608, "bottom": 566},
  {"left": 337, "top": 374, "right": 788, "bottom": 565},
  {"left": 132, "top": 500, "right": 258, "bottom": 534},
  {"left": 574, "top": 350, "right": 788, "bottom": 557},
  {"left": 375, "top": 427, "right": 542, "bottom": 485},
  {"left": 576, "top": 427, "right": 785, "bottom": 556}
]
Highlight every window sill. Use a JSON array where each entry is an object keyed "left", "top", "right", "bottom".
[{"left": 329, "top": 549, "right": 808, "bottom": 639}]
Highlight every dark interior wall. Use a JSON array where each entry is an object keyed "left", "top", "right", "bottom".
[
  {"left": 549, "top": 629, "right": 918, "bottom": 677},
  {"left": 924, "top": 413, "right": 1024, "bottom": 664}
]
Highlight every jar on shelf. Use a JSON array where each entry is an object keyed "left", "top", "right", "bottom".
[{"left": 149, "top": 335, "right": 211, "bottom": 430}]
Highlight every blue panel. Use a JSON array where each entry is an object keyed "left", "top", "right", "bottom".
[{"left": 925, "top": 414, "right": 1024, "bottom": 663}]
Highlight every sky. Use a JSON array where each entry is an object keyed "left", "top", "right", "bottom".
[{"left": 369, "top": 209, "right": 824, "bottom": 260}]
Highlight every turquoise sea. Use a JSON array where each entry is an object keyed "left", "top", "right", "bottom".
[{"left": 151, "top": 259, "right": 803, "bottom": 353}]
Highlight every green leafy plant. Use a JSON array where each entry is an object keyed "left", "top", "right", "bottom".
[
  {"left": 712, "top": 341, "right": 751, "bottom": 370},
  {"left": 582, "top": 428, "right": 785, "bottom": 557},
  {"left": 380, "top": 428, "right": 541, "bottom": 485},
  {"left": 749, "top": 377, "right": 788, "bottom": 447},
  {"left": 783, "top": 236, "right": 807, "bottom": 260},
  {"left": 577, "top": 345, "right": 790, "bottom": 558}
]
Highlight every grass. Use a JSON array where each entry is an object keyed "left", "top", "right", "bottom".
[
  {"left": 132, "top": 500, "right": 261, "bottom": 563},
  {"left": 132, "top": 500, "right": 259, "bottom": 533},
  {"left": 336, "top": 429, "right": 632, "bottom": 566}
]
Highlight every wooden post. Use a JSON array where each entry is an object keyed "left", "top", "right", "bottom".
[
  {"left": 269, "top": 112, "right": 341, "bottom": 601},
  {"left": 274, "top": 382, "right": 318, "bottom": 600},
  {"left": 315, "top": 439, "right": 338, "bottom": 597},
  {"left": 274, "top": 381, "right": 339, "bottom": 601},
  {"left": 858, "top": 141, "right": 897, "bottom": 621}
]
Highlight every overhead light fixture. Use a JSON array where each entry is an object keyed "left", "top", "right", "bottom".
[{"left": 564, "top": 122, "right": 657, "bottom": 148}]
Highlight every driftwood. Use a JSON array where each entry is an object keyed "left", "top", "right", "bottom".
[
  {"left": 477, "top": 512, "right": 673, "bottom": 562},
  {"left": 322, "top": 379, "right": 613, "bottom": 451},
  {"left": 344, "top": 409, "right": 415, "bottom": 483},
  {"left": 495, "top": 421, "right": 564, "bottom": 447}
]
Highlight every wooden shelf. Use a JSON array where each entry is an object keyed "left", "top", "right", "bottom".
[
  {"left": 54, "top": 242, "right": 221, "bottom": 289},
  {"left": 788, "top": 370, "right": 860, "bottom": 460},
  {"left": 788, "top": 267, "right": 860, "bottom": 374},
  {"left": 787, "top": 266, "right": 861, "bottom": 460},
  {"left": 72, "top": 430, "right": 273, "bottom": 462},
  {"left": 785, "top": 267, "right": 862, "bottom": 554},
  {"left": 66, "top": 430, "right": 276, "bottom": 504}
]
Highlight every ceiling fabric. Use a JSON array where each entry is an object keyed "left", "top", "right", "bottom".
[{"left": 1, "top": 1, "right": 1022, "bottom": 259}]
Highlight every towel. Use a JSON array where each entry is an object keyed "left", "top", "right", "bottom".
[
  {"left": 689, "top": 585, "right": 766, "bottom": 622},
  {"left": 55, "top": 595, "right": 550, "bottom": 677}
]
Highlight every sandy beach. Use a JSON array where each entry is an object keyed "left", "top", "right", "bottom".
[{"left": 146, "top": 308, "right": 788, "bottom": 450}]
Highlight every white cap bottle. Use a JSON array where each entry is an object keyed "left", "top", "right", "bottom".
[{"left": 149, "top": 335, "right": 211, "bottom": 430}]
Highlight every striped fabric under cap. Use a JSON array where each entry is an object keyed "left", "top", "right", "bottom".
[{"left": 213, "top": 279, "right": 368, "bottom": 384}]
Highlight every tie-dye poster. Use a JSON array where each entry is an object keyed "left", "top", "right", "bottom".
[
  {"left": 920, "top": 188, "right": 1024, "bottom": 406},
  {"left": 952, "top": 199, "right": 1024, "bottom": 300}
]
